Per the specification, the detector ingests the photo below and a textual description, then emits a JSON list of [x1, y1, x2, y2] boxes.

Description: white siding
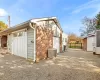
[[62, 33, 68, 51], [57, 27, 60, 37], [27, 27, 34, 60], [7, 34, 13, 52], [87, 36, 95, 51], [53, 37, 60, 53]]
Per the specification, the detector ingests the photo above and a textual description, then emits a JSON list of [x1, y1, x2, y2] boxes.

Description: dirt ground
[[0, 49, 100, 80]]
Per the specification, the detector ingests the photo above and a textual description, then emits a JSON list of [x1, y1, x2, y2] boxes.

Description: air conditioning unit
[[48, 48, 57, 58]]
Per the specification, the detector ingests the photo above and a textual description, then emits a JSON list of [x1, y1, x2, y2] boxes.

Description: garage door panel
[[12, 31, 27, 58]]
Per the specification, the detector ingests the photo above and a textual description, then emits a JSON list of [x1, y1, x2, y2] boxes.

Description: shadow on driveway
[[0, 50, 100, 80]]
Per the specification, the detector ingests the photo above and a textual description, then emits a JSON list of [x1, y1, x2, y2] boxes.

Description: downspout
[[29, 22, 36, 62]]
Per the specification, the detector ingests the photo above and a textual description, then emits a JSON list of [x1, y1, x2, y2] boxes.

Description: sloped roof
[[0, 17, 63, 36], [31, 17, 63, 32]]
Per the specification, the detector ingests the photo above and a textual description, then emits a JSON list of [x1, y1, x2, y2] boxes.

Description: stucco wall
[[36, 26, 53, 61]]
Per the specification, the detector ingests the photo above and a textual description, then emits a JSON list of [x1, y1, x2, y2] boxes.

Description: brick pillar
[[60, 32, 62, 52]]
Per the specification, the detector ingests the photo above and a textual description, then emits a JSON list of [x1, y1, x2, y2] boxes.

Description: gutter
[[29, 22, 36, 62]]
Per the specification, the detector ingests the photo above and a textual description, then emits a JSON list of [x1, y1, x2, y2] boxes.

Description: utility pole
[[8, 15, 10, 27]]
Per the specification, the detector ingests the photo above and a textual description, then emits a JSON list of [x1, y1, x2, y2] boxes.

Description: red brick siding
[[36, 26, 53, 61], [60, 33, 62, 52]]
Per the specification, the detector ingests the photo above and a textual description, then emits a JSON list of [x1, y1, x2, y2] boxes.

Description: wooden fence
[[69, 43, 83, 49]]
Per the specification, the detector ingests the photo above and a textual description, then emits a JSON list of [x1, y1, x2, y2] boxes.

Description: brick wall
[[60, 33, 62, 52], [36, 26, 53, 61]]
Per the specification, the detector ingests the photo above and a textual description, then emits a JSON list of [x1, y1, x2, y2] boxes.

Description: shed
[[87, 35, 95, 51], [83, 34, 95, 52]]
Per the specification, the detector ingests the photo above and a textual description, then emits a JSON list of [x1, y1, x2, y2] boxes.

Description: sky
[[0, 0, 100, 36]]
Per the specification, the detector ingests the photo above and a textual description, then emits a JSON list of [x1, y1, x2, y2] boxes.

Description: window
[[65, 38, 67, 42], [53, 26, 57, 36], [13, 33, 17, 37], [57, 31, 60, 37], [18, 32, 23, 36], [62, 38, 64, 42], [13, 32, 23, 37]]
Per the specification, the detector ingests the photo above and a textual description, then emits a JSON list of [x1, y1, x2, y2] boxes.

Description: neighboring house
[[83, 33, 95, 52], [0, 17, 63, 62], [62, 33, 68, 52]]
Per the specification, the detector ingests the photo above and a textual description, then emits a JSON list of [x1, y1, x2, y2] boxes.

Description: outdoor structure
[[83, 33, 95, 52], [0, 17, 63, 62], [62, 33, 68, 52]]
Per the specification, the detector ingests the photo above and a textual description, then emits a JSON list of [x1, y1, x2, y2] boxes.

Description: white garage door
[[53, 37, 60, 53], [12, 31, 27, 58], [87, 36, 95, 51]]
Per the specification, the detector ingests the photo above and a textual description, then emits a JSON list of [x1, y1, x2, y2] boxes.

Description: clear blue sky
[[0, 0, 100, 35]]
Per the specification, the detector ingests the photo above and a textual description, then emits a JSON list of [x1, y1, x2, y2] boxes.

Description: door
[[53, 37, 60, 53], [1, 36, 7, 47], [87, 36, 95, 51], [12, 31, 27, 58]]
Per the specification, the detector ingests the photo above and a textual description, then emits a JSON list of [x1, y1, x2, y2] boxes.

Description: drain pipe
[[29, 22, 36, 62]]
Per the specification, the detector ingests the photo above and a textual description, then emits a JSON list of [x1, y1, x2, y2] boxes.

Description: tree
[[68, 33, 82, 43], [0, 21, 8, 31], [95, 12, 100, 29], [68, 33, 77, 42], [80, 17, 96, 36]]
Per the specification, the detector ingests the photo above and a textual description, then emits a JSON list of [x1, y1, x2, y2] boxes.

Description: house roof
[[0, 17, 63, 36], [82, 34, 95, 39], [0, 20, 30, 36], [31, 17, 63, 32]]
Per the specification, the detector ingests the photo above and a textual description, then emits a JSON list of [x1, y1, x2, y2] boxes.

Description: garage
[[0, 17, 63, 62], [87, 36, 95, 51], [12, 30, 27, 58], [53, 37, 60, 53]]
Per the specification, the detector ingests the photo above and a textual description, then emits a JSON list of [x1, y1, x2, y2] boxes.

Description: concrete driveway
[[0, 49, 100, 80]]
